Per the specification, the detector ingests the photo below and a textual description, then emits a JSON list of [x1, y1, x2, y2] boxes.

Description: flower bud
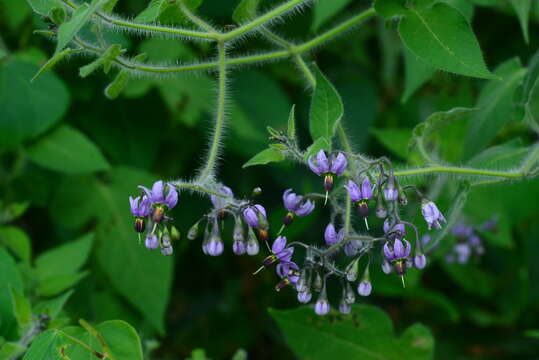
[[232, 239, 246, 255], [296, 269, 310, 293], [283, 212, 294, 226], [145, 234, 159, 250], [170, 226, 180, 241], [233, 218, 245, 242], [357, 281, 372, 296], [187, 222, 199, 240], [297, 291, 312, 304], [275, 278, 291, 292], [313, 272, 323, 292], [339, 299, 351, 315], [314, 289, 330, 316], [161, 246, 173, 256], [375, 199, 387, 219], [345, 259, 359, 282], [344, 282, 356, 304], [206, 235, 224, 256], [252, 187, 263, 197], [381, 260, 392, 274], [161, 233, 172, 248], [246, 228, 259, 255], [398, 190, 408, 205]]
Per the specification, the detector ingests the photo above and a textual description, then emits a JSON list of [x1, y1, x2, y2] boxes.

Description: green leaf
[[36, 272, 89, 297], [304, 137, 331, 161], [510, 0, 531, 44], [243, 148, 285, 168], [270, 305, 434, 360], [0, 59, 70, 147], [467, 139, 530, 171], [0, 226, 32, 262], [398, 2, 494, 78], [134, 0, 169, 22], [25, 0, 62, 16], [3, 0, 31, 30], [374, 0, 407, 18], [402, 46, 436, 103], [371, 128, 413, 159], [134, 0, 202, 25], [463, 58, 526, 158], [9, 286, 32, 331], [311, 0, 352, 31], [0, 249, 23, 338], [232, 0, 260, 23], [309, 65, 344, 145], [64, 320, 143, 360], [79, 44, 123, 77], [32, 48, 79, 82], [27, 125, 110, 174], [55, 0, 108, 53], [287, 105, 296, 140], [34, 291, 74, 320], [442, 0, 474, 22], [0, 342, 26, 358], [96, 167, 172, 334], [22, 329, 68, 360]]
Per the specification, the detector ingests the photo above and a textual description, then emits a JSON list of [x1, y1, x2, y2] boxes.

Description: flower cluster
[[444, 218, 496, 264], [128, 150, 448, 316], [129, 181, 179, 256]]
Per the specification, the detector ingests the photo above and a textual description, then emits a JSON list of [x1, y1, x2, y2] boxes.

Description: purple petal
[[361, 177, 372, 200], [324, 223, 337, 245], [357, 281, 372, 296], [383, 242, 394, 260], [138, 185, 152, 198], [295, 200, 315, 217], [277, 248, 294, 262], [393, 239, 405, 258], [308, 156, 322, 176], [345, 180, 361, 202], [243, 207, 259, 227], [151, 181, 165, 202], [330, 153, 347, 175], [254, 204, 267, 218], [316, 150, 330, 173], [165, 184, 178, 208], [403, 239, 411, 257], [272, 236, 287, 254]]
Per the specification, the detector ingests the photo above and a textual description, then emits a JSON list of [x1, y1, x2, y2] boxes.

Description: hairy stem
[[198, 42, 227, 182], [178, 0, 220, 34], [394, 166, 528, 179]]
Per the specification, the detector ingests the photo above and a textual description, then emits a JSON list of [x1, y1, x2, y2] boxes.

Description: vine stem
[[394, 166, 528, 178], [198, 41, 227, 182]]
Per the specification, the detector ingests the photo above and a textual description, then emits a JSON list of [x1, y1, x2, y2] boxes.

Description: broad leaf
[[9, 286, 32, 331], [309, 65, 344, 145], [467, 139, 530, 170], [0, 59, 69, 147], [34, 291, 74, 320], [399, 2, 494, 78], [79, 44, 123, 77], [402, 47, 436, 103], [0, 249, 23, 338], [270, 305, 434, 359], [25, 0, 62, 16], [243, 148, 285, 168], [463, 58, 526, 158], [22, 329, 68, 360], [0, 226, 32, 262], [27, 125, 110, 174]]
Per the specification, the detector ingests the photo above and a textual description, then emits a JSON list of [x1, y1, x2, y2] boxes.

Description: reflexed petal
[[272, 236, 287, 254], [165, 184, 178, 208], [138, 185, 152, 198], [403, 240, 412, 257], [324, 223, 337, 245], [383, 242, 394, 260], [295, 200, 314, 216], [316, 150, 330, 173], [151, 181, 165, 202], [254, 204, 267, 218], [308, 156, 322, 175], [345, 180, 361, 202], [330, 153, 347, 175], [361, 177, 372, 200], [393, 239, 405, 258]]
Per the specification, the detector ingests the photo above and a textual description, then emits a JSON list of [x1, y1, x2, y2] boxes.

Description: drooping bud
[[345, 258, 359, 282], [297, 291, 312, 304], [161, 233, 172, 248], [206, 223, 224, 256], [145, 234, 159, 250], [296, 269, 310, 293], [375, 198, 387, 219], [381, 260, 392, 274], [187, 222, 199, 240], [314, 287, 330, 316], [384, 176, 398, 201], [233, 217, 244, 242], [313, 272, 323, 292], [344, 282, 356, 304], [232, 239, 246, 255], [134, 217, 146, 233], [339, 299, 351, 314], [246, 228, 260, 255], [169, 226, 180, 241], [252, 187, 263, 197], [398, 190, 408, 205], [357, 281, 372, 297], [161, 246, 173, 256], [414, 253, 427, 269]]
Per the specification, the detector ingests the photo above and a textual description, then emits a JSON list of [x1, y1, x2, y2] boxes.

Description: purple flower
[[314, 297, 330, 316], [384, 239, 412, 262], [454, 243, 471, 264], [139, 181, 178, 209], [264, 236, 295, 269], [210, 185, 233, 209], [357, 281, 372, 296], [276, 261, 300, 283], [414, 254, 427, 269], [324, 223, 344, 246], [421, 200, 446, 230], [344, 283, 356, 304], [383, 219, 405, 239], [282, 189, 315, 217], [308, 150, 348, 176], [383, 177, 398, 202], [129, 196, 150, 217], [206, 236, 224, 256], [344, 240, 361, 256], [145, 234, 159, 250], [242, 204, 267, 228], [246, 229, 260, 255], [345, 180, 361, 202], [452, 223, 473, 238], [298, 291, 312, 304]]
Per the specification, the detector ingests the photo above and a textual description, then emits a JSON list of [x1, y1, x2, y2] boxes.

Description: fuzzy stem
[[394, 166, 527, 179], [198, 42, 227, 182], [178, 0, 220, 34]]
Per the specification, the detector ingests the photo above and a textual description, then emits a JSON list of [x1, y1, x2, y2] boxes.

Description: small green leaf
[[467, 139, 530, 170], [36, 272, 89, 297], [402, 46, 436, 103], [0, 342, 26, 358], [25, 0, 62, 16], [303, 137, 331, 161], [27, 125, 110, 174], [34, 291, 74, 320], [79, 44, 123, 77], [135, 0, 202, 25], [309, 65, 344, 145], [32, 48, 78, 82], [55, 0, 108, 53], [134, 0, 169, 23], [22, 329, 67, 360], [464, 58, 526, 158], [270, 305, 434, 359], [0, 226, 31, 262], [0, 249, 23, 338], [232, 0, 260, 23], [243, 148, 285, 168], [311, 0, 352, 31], [9, 287, 32, 331], [35, 233, 94, 278], [104, 69, 130, 99], [398, 2, 494, 78], [371, 128, 413, 159], [374, 0, 407, 18], [287, 105, 296, 140], [510, 0, 531, 44]]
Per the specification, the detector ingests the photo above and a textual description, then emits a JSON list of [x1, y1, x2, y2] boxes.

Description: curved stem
[[394, 166, 525, 178], [178, 0, 220, 34], [198, 42, 227, 182]]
